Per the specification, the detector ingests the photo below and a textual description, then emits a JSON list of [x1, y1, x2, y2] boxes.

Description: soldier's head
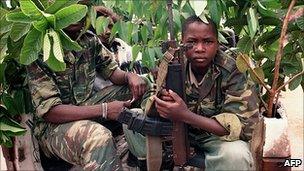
[[94, 6, 120, 44], [182, 15, 219, 71]]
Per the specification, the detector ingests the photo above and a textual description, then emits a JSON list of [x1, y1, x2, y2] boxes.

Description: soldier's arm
[[155, 91, 229, 136], [43, 101, 129, 123], [212, 68, 260, 141]]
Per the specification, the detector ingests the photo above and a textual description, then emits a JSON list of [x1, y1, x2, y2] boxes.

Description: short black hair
[[182, 15, 218, 38]]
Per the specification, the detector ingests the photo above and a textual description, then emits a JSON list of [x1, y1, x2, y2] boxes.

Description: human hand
[[106, 101, 131, 120], [154, 89, 189, 121], [126, 72, 147, 100]]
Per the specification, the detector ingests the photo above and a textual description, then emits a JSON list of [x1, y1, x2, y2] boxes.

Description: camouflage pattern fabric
[[185, 50, 260, 142], [26, 32, 131, 170]]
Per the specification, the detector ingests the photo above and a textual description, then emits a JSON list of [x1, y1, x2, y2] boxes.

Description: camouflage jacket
[[26, 32, 118, 137], [185, 50, 260, 142]]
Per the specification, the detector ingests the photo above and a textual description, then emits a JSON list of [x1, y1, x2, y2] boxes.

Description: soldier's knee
[[81, 124, 115, 154]]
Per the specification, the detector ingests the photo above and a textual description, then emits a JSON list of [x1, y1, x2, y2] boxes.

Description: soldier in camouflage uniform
[[26, 20, 148, 170], [125, 16, 260, 170]]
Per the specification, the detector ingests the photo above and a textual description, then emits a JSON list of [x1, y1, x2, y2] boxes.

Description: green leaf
[[140, 25, 148, 44], [218, 31, 228, 44], [20, 28, 43, 65], [43, 33, 51, 61], [236, 54, 250, 73], [33, 17, 48, 31], [46, 51, 66, 71], [0, 117, 26, 134], [95, 16, 109, 35], [88, 6, 97, 29], [189, 0, 207, 16], [208, 0, 222, 26], [10, 23, 31, 42], [1, 93, 19, 116], [6, 11, 36, 23], [237, 35, 252, 54], [0, 18, 13, 34], [42, 12, 56, 28], [249, 67, 265, 84], [45, 0, 80, 14], [296, 16, 304, 30], [58, 30, 82, 51], [247, 7, 259, 39], [198, 13, 208, 24], [54, 4, 87, 30], [49, 30, 64, 62], [132, 45, 141, 61], [147, 47, 156, 68], [19, 0, 43, 20], [173, 9, 181, 31], [288, 75, 302, 91], [257, 0, 277, 18], [0, 132, 13, 147]]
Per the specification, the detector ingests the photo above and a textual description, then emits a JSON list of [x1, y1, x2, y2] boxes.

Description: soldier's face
[[182, 22, 218, 70], [99, 18, 114, 44]]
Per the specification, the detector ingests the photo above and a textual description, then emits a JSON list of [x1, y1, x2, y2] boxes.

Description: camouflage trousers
[[124, 109, 254, 170], [39, 85, 132, 171]]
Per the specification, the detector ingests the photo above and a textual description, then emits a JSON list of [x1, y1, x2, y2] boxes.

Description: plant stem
[[276, 70, 304, 92], [267, 0, 297, 117]]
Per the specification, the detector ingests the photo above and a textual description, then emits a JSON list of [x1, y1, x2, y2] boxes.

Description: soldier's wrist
[[124, 72, 129, 83], [101, 103, 108, 119]]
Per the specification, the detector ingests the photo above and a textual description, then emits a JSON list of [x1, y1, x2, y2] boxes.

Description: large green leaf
[[0, 17, 13, 34], [49, 30, 64, 62], [0, 117, 26, 134], [46, 51, 66, 71], [19, 0, 43, 20], [257, 0, 277, 18], [237, 35, 252, 54], [249, 67, 265, 84], [45, 0, 80, 14], [140, 25, 148, 44], [20, 28, 43, 65], [208, 0, 222, 26], [236, 54, 250, 73], [132, 44, 141, 61], [33, 17, 48, 31], [247, 7, 259, 39], [95, 16, 109, 35], [10, 22, 31, 42], [288, 75, 302, 91], [54, 4, 87, 30], [189, 0, 207, 16], [6, 11, 36, 23], [43, 32, 51, 61], [58, 30, 82, 51], [296, 16, 304, 30], [1, 93, 19, 116]]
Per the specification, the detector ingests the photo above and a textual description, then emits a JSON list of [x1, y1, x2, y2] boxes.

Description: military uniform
[[125, 50, 260, 170], [27, 32, 132, 171]]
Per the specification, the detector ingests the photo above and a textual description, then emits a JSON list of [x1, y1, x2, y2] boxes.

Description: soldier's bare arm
[[109, 68, 147, 100], [43, 101, 130, 123]]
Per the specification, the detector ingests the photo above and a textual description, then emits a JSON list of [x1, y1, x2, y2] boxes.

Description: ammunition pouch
[[118, 108, 172, 136]]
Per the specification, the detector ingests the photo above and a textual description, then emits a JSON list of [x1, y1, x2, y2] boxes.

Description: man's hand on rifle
[[107, 101, 131, 120], [154, 89, 190, 122]]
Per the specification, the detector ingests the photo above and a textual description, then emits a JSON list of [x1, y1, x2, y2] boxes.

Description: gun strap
[[145, 49, 175, 114], [145, 49, 175, 171]]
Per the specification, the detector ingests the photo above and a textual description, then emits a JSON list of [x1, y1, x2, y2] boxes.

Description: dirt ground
[[1, 87, 303, 170]]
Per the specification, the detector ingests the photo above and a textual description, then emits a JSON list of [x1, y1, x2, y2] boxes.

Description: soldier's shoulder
[[214, 50, 237, 73]]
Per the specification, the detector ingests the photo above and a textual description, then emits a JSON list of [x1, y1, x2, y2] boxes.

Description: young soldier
[[126, 16, 260, 170], [26, 15, 148, 171]]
